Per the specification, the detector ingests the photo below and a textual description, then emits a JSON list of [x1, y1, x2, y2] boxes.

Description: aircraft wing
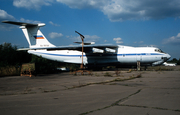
[[18, 44, 118, 53]]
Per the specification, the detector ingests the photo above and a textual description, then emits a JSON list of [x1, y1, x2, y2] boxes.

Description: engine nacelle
[[105, 48, 116, 53], [92, 48, 104, 53]]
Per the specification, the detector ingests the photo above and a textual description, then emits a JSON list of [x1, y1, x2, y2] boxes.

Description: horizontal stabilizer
[[2, 21, 45, 27], [74, 42, 95, 45], [17, 48, 31, 51]]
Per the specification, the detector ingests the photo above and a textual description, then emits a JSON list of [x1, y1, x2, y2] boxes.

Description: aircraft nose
[[166, 54, 171, 60], [164, 54, 171, 61], [162, 54, 171, 62]]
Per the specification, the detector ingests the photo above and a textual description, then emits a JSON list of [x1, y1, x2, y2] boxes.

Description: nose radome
[[162, 54, 171, 62], [167, 54, 171, 60]]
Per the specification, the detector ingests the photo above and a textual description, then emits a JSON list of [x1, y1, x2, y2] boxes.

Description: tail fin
[[2, 21, 55, 48]]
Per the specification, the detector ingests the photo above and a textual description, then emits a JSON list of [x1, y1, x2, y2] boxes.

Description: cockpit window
[[155, 49, 164, 53]]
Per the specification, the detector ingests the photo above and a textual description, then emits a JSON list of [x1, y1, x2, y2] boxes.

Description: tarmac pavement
[[0, 70, 180, 115]]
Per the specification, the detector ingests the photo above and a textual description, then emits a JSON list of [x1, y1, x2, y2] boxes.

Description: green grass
[[0, 66, 20, 77], [104, 72, 113, 77]]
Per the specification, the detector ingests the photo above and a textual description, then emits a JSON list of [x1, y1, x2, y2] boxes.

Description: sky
[[0, 0, 180, 59]]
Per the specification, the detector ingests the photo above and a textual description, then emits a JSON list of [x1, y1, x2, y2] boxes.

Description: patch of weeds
[[153, 66, 174, 71], [43, 90, 57, 93], [21, 87, 36, 94], [109, 83, 116, 85], [0, 93, 16, 96], [120, 75, 124, 77], [152, 107, 168, 110], [113, 78, 122, 81], [115, 70, 120, 76], [136, 74, 142, 78], [127, 69, 132, 73], [104, 72, 113, 77], [23, 87, 33, 94], [174, 109, 180, 112], [22, 92, 36, 94], [94, 73, 99, 77]]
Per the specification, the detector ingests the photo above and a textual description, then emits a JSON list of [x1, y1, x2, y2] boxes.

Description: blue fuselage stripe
[[33, 52, 163, 57]]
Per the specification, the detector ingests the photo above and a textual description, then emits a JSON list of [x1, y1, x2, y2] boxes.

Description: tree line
[[0, 43, 61, 75], [167, 58, 180, 65], [0, 43, 31, 67]]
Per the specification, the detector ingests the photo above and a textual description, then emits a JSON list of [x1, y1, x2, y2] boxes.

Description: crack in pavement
[[111, 89, 142, 106], [67, 74, 142, 90], [79, 87, 180, 115], [0, 74, 142, 96], [118, 104, 180, 112], [79, 89, 142, 115]]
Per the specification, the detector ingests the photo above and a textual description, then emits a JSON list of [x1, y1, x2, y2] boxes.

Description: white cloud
[[84, 35, 100, 42], [104, 40, 108, 42], [20, 18, 41, 23], [177, 33, 180, 37], [69, 34, 101, 43], [13, 0, 54, 10], [0, 9, 15, 30], [113, 37, 123, 44], [49, 21, 60, 26], [11, 0, 180, 21], [0, 9, 15, 20], [134, 41, 144, 44], [56, 0, 108, 9], [163, 33, 180, 45], [49, 32, 63, 39], [56, 0, 180, 21], [139, 44, 158, 47]]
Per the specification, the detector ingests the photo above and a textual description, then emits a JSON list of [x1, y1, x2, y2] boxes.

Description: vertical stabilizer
[[2, 21, 55, 48]]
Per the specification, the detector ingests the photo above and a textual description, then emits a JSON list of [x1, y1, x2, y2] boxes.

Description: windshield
[[155, 48, 165, 53]]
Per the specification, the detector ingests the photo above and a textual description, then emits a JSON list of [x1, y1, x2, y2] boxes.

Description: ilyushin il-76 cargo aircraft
[[2, 21, 171, 68]]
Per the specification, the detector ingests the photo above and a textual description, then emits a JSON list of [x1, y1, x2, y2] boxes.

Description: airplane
[[163, 62, 176, 66], [2, 21, 171, 69]]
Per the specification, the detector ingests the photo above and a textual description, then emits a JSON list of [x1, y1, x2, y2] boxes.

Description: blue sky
[[0, 0, 180, 59]]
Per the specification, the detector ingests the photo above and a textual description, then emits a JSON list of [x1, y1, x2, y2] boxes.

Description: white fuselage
[[28, 45, 171, 66]]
